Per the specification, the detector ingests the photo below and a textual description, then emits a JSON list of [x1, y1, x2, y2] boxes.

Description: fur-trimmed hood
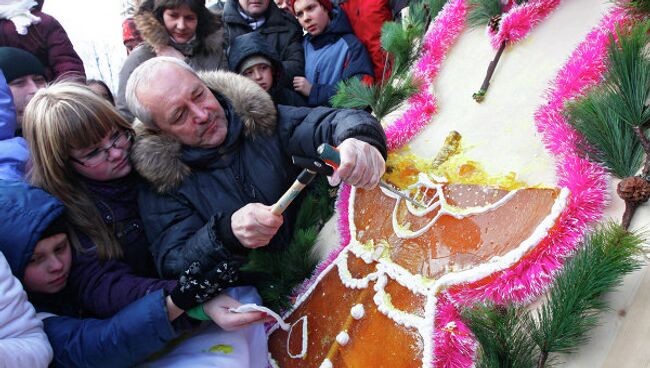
[[131, 70, 276, 194], [134, 0, 225, 56]]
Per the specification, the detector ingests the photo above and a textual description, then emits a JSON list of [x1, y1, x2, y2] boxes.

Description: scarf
[[0, 0, 41, 35]]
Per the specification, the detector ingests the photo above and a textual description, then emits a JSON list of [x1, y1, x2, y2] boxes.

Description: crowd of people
[[0, 0, 402, 366]]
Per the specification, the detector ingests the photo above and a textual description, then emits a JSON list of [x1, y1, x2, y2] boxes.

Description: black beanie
[[40, 214, 67, 240], [0, 47, 46, 84]]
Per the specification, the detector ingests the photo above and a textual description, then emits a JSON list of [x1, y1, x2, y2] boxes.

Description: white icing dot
[[319, 358, 333, 368], [350, 304, 365, 320], [336, 331, 350, 346]]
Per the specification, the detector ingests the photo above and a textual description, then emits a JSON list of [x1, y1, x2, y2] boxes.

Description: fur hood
[[134, 1, 225, 55], [131, 70, 276, 194]]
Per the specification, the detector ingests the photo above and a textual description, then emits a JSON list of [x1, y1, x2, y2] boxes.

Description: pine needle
[[616, 0, 650, 14], [530, 222, 644, 355], [468, 0, 503, 28], [566, 91, 644, 178], [603, 22, 650, 128], [331, 0, 446, 120], [462, 304, 539, 368], [241, 177, 335, 311]]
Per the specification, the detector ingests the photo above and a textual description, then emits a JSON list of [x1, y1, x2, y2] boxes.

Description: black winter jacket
[[224, 0, 304, 87], [131, 71, 386, 278]]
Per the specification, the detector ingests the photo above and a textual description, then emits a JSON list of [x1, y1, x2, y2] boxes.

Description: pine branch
[[530, 222, 644, 358], [462, 304, 539, 368], [473, 40, 507, 102], [331, 0, 446, 120], [468, 0, 503, 28], [241, 177, 336, 311], [565, 90, 644, 178], [603, 22, 650, 129], [616, 0, 650, 14]]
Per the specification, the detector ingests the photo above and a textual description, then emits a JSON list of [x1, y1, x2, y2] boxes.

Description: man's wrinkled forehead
[[139, 65, 204, 121]]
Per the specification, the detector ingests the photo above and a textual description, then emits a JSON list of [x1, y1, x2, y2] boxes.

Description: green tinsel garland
[[241, 176, 336, 312]]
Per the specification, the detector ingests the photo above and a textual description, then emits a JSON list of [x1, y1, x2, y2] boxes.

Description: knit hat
[[0, 47, 45, 83], [292, 0, 332, 13], [238, 55, 273, 74], [122, 17, 143, 45], [40, 214, 67, 240]]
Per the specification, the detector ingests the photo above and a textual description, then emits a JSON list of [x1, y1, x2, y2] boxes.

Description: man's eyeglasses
[[70, 130, 133, 167]]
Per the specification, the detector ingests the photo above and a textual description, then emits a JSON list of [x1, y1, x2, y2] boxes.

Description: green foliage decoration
[[467, 0, 503, 28], [331, 0, 446, 121], [566, 90, 644, 178], [241, 176, 336, 312], [462, 222, 645, 367]]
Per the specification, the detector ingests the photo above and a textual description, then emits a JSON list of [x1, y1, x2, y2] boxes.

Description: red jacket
[[0, 0, 85, 81], [339, 0, 393, 81]]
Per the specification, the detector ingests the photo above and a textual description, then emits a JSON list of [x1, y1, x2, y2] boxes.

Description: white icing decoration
[[287, 316, 308, 359], [319, 359, 333, 368], [350, 304, 365, 320], [268, 354, 280, 368], [383, 173, 520, 239], [336, 331, 350, 346]]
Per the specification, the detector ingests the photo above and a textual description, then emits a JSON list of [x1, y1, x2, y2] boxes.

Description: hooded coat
[[116, 0, 229, 121], [0, 0, 85, 81], [131, 70, 386, 279], [0, 180, 177, 368], [228, 31, 306, 107], [223, 0, 304, 88], [303, 7, 374, 106], [0, 71, 30, 181]]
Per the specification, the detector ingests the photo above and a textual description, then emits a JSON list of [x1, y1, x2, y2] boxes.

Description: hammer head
[[292, 156, 334, 176]]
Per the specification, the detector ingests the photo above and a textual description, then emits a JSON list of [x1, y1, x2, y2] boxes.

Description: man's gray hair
[[125, 57, 199, 129]]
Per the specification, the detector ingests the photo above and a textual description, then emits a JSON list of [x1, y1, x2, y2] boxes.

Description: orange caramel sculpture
[[268, 175, 567, 368]]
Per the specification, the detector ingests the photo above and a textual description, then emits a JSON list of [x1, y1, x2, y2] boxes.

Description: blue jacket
[[303, 7, 374, 106], [0, 71, 29, 181], [0, 180, 177, 368]]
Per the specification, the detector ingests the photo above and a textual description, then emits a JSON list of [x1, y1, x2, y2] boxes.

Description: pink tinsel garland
[[384, 0, 468, 151], [489, 0, 562, 49]]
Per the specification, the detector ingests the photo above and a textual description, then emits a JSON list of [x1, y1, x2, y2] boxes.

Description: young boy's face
[[294, 0, 330, 37], [242, 63, 274, 91], [23, 233, 72, 294]]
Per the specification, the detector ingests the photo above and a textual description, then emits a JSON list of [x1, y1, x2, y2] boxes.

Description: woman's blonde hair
[[23, 81, 135, 260]]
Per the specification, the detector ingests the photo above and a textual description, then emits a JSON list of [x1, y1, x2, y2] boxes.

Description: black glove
[[169, 259, 239, 310]]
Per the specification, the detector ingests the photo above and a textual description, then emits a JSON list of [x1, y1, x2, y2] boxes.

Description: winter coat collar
[[134, 6, 225, 56], [224, 0, 292, 31], [131, 70, 276, 194]]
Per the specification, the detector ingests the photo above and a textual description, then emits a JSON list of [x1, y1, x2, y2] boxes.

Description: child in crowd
[[86, 79, 115, 105], [0, 0, 85, 81], [229, 32, 307, 106], [292, 0, 373, 106], [0, 180, 269, 367], [0, 47, 48, 135]]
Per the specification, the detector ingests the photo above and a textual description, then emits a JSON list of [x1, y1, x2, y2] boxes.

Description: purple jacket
[[69, 173, 176, 319], [0, 0, 85, 81]]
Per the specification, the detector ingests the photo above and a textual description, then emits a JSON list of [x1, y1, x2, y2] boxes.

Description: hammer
[[270, 156, 333, 215]]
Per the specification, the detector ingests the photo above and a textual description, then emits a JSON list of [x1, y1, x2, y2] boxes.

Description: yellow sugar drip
[[384, 145, 528, 191]]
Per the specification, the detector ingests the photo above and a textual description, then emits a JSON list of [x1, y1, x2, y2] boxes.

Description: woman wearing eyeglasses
[[20, 82, 270, 367]]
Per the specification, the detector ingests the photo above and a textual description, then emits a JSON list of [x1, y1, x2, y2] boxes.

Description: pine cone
[[488, 15, 501, 33], [617, 176, 650, 204]]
